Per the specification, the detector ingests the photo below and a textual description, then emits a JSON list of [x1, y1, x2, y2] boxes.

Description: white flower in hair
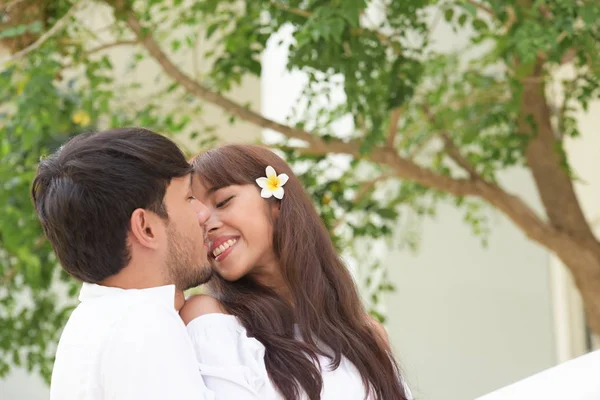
[[255, 166, 289, 199]]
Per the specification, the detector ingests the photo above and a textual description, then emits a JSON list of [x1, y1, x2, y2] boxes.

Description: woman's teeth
[[213, 239, 237, 258]]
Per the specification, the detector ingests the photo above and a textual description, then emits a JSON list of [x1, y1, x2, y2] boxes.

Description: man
[[32, 128, 226, 399]]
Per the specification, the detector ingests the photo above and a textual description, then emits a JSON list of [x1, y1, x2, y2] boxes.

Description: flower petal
[[256, 177, 268, 188], [266, 166, 276, 178], [260, 188, 273, 198], [273, 187, 284, 199], [278, 174, 289, 186]]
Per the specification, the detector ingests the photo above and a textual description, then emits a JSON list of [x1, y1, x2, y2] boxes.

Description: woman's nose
[[204, 212, 222, 235]]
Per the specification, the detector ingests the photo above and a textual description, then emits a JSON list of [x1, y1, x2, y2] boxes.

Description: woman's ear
[[270, 200, 280, 220]]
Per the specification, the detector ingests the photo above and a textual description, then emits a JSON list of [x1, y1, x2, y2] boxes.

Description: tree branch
[[501, 6, 518, 32], [85, 40, 138, 56], [421, 104, 480, 180], [120, 10, 327, 146], [517, 57, 594, 240], [331, 173, 397, 230], [386, 107, 403, 149], [464, 0, 495, 16], [269, 1, 311, 18], [406, 135, 434, 159], [440, 133, 479, 178], [1, 265, 17, 285], [560, 48, 577, 65], [116, 6, 561, 257], [1, 0, 24, 12], [59, 40, 139, 70], [355, 174, 396, 204], [119, 8, 499, 199], [0, 3, 81, 69], [537, 4, 553, 19]]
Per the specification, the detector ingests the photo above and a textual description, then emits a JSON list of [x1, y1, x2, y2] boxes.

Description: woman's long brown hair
[[192, 144, 408, 400]]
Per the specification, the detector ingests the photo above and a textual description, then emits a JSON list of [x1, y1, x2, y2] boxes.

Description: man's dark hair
[[31, 127, 192, 283]]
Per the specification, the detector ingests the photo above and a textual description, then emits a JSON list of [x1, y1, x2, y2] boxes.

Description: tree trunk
[[515, 59, 600, 336], [553, 237, 600, 335], [0, 0, 49, 52]]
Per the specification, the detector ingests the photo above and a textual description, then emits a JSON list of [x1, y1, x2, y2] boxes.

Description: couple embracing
[[32, 127, 411, 400]]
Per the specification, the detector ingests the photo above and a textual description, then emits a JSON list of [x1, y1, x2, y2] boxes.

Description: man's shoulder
[[62, 289, 183, 346], [105, 290, 183, 334], [78, 288, 173, 317], [52, 288, 202, 399]]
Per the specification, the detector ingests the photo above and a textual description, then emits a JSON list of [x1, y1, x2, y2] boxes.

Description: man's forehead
[[166, 175, 191, 194]]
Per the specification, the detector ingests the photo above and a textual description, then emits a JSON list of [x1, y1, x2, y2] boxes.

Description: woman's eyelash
[[216, 196, 233, 208]]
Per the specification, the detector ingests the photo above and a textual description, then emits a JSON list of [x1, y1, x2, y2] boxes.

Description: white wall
[[385, 175, 556, 400]]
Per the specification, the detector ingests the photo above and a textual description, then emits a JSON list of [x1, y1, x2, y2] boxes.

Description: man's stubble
[[165, 224, 213, 291]]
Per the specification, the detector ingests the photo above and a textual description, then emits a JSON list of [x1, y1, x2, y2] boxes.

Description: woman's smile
[[210, 236, 239, 262]]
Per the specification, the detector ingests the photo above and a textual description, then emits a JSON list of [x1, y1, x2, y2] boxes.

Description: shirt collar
[[78, 283, 176, 309]]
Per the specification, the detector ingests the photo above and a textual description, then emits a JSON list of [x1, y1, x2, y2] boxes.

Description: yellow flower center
[[267, 175, 280, 191]]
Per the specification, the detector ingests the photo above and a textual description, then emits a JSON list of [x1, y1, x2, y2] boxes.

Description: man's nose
[[196, 201, 210, 224]]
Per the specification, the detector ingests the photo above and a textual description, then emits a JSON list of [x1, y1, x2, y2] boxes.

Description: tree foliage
[[1, 0, 600, 382]]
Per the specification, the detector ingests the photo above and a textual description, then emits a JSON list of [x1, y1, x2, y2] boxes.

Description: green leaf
[[472, 18, 487, 32], [0, 25, 27, 39], [206, 23, 219, 40], [171, 39, 182, 52], [377, 208, 399, 220], [460, 1, 477, 16]]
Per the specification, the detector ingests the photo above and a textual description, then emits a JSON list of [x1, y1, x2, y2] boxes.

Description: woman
[[180, 144, 411, 400]]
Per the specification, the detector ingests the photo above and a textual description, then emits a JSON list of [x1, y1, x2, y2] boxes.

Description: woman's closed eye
[[215, 196, 234, 208]]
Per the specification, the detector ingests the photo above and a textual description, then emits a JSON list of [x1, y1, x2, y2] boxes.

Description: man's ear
[[130, 208, 163, 249]]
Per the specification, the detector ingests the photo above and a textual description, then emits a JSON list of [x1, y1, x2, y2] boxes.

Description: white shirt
[[187, 314, 413, 399], [50, 283, 258, 400]]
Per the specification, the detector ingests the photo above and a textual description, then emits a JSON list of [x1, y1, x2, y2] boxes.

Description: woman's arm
[[181, 295, 271, 399]]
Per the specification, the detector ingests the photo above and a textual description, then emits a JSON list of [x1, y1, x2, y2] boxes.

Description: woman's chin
[[216, 267, 245, 282], [214, 258, 251, 282]]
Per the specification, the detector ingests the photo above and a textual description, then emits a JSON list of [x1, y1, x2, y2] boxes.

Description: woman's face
[[192, 176, 279, 282]]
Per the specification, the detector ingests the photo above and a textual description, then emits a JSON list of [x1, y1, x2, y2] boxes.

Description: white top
[[50, 283, 259, 400], [187, 313, 413, 399]]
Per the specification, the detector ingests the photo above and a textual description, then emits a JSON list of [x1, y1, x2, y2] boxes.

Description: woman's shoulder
[[180, 294, 228, 325]]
